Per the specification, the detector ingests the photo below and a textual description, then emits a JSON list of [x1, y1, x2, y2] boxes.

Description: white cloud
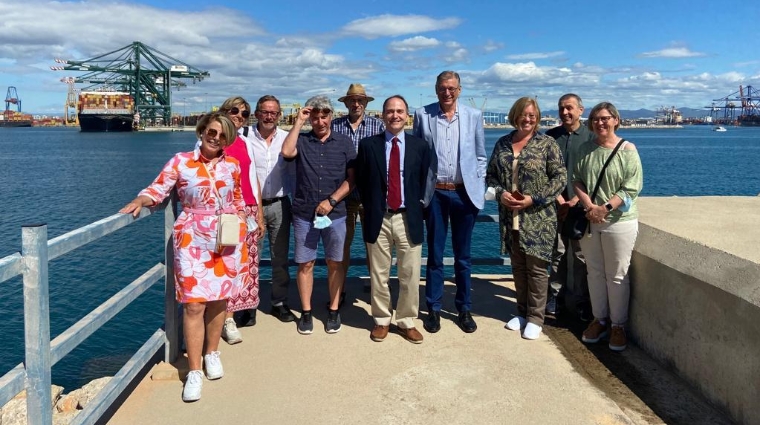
[[638, 47, 706, 58], [341, 14, 461, 39], [480, 62, 575, 83], [445, 48, 469, 64], [388, 36, 440, 52], [482, 40, 504, 52], [506, 51, 565, 60]]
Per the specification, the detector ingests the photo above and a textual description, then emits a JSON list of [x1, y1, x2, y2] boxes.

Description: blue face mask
[[313, 215, 332, 229]]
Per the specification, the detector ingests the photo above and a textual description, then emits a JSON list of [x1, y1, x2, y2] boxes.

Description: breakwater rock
[[0, 377, 111, 425]]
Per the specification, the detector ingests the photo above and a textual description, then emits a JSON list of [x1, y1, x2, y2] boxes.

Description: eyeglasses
[[228, 106, 250, 119], [592, 116, 615, 123], [436, 86, 460, 94], [205, 128, 227, 140], [257, 110, 280, 117], [519, 114, 537, 120]]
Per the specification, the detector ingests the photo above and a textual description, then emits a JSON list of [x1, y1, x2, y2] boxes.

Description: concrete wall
[[630, 216, 760, 425]]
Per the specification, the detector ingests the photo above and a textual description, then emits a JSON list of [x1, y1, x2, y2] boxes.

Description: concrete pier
[[102, 196, 758, 424], [631, 196, 760, 425]]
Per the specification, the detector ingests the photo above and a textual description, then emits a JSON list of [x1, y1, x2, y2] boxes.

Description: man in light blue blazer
[[412, 70, 486, 334]]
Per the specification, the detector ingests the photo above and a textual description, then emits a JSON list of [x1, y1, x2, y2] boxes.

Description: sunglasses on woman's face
[[228, 106, 250, 119], [205, 128, 227, 140]]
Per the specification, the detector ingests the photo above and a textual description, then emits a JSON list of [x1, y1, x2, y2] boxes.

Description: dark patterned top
[[291, 131, 356, 220], [486, 131, 566, 261]]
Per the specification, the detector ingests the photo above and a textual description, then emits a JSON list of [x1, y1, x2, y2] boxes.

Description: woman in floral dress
[[120, 113, 246, 402]]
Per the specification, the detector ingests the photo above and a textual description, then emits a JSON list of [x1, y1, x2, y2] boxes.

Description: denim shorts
[[293, 215, 347, 263]]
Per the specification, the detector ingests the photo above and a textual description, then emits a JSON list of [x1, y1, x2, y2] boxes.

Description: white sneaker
[[522, 322, 542, 340], [221, 318, 242, 345], [182, 370, 203, 402], [505, 316, 527, 331], [204, 351, 224, 380]]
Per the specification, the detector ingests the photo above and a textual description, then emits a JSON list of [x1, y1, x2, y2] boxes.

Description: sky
[[1, 0, 758, 116]]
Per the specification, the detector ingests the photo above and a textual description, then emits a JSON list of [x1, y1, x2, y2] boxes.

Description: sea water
[[1, 125, 758, 390]]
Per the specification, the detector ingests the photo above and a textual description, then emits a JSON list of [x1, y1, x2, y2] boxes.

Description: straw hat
[[338, 83, 375, 102]]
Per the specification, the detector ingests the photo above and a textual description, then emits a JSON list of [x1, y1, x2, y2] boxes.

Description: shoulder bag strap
[[589, 139, 626, 201]]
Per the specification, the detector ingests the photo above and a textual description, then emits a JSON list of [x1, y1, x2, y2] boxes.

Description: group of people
[[486, 94, 643, 348], [119, 70, 643, 402]]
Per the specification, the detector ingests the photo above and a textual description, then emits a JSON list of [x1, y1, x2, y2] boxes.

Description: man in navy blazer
[[413, 70, 486, 334], [356, 95, 432, 344]]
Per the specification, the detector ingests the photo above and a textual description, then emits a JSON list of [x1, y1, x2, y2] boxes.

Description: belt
[[386, 208, 407, 214], [261, 196, 287, 206], [183, 206, 237, 216], [435, 182, 464, 191]]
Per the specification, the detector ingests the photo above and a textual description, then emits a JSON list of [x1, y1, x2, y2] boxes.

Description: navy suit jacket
[[355, 132, 432, 245]]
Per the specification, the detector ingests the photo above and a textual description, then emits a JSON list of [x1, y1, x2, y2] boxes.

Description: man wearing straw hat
[[331, 83, 385, 306]]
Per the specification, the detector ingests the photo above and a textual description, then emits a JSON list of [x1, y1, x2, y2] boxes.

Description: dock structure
[[1, 197, 758, 424], [106, 275, 639, 425]]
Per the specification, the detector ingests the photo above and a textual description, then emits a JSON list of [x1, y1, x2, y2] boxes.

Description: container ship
[[0, 110, 33, 127], [78, 91, 135, 132]]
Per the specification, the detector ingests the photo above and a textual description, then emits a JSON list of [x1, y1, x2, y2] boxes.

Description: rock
[[0, 398, 26, 425], [77, 377, 111, 408], [52, 411, 79, 425], [1, 384, 66, 424], [55, 389, 81, 413]]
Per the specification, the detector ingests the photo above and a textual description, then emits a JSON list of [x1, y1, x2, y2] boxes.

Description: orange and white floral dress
[[138, 148, 248, 303]]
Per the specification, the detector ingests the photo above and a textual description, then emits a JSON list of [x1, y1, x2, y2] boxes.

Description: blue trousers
[[425, 187, 479, 313]]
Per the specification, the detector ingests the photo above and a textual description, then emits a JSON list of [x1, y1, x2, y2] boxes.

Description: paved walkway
[[106, 275, 641, 425]]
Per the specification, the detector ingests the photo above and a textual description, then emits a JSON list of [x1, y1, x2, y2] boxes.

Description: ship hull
[[79, 114, 133, 132], [0, 120, 32, 127]]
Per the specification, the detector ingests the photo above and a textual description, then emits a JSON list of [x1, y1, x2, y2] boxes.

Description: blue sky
[[1, 0, 758, 116]]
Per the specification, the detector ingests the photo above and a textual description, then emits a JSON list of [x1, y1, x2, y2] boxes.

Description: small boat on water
[[713, 126, 727, 132]]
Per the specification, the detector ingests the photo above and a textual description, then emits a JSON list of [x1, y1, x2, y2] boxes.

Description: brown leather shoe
[[370, 325, 389, 342], [397, 327, 424, 344]]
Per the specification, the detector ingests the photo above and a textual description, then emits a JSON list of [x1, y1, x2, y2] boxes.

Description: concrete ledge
[[631, 197, 760, 425]]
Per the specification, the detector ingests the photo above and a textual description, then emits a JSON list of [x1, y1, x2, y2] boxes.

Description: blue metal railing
[[0, 195, 180, 425], [0, 205, 505, 424]]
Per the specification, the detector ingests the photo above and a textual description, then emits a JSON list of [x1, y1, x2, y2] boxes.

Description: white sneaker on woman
[[505, 316, 527, 331], [204, 351, 224, 380], [522, 322, 542, 340], [221, 318, 242, 344], [182, 370, 203, 402]]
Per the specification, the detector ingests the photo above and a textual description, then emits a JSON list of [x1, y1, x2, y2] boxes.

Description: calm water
[[1, 125, 758, 391]]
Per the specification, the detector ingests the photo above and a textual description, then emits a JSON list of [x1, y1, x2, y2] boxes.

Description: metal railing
[[0, 207, 506, 424], [0, 194, 179, 425]]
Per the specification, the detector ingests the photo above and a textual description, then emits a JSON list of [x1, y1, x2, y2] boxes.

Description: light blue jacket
[[412, 102, 486, 209]]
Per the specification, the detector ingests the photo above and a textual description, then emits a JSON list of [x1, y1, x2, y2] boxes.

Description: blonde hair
[[508, 97, 541, 133], [196, 113, 236, 147]]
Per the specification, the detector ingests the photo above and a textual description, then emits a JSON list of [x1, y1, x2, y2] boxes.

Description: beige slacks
[[368, 212, 421, 329]]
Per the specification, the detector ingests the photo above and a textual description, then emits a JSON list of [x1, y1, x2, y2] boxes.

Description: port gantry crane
[[51, 41, 209, 126], [706, 85, 760, 125], [5, 86, 22, 112], [60, 77, 78, 126]]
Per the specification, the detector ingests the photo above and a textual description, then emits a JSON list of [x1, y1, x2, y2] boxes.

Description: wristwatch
[[604, 202, 613, 212], [327, 197, 337, 207]]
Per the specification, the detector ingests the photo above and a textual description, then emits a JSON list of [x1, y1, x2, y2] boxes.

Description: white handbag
[[204, 161, 241, 251], [216, 213, 240, 248]]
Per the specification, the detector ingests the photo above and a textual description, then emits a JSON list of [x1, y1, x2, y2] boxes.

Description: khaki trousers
[[579, 219, 638, 326], [368, 212, 421, 329], [510, 231, 550, 325]]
